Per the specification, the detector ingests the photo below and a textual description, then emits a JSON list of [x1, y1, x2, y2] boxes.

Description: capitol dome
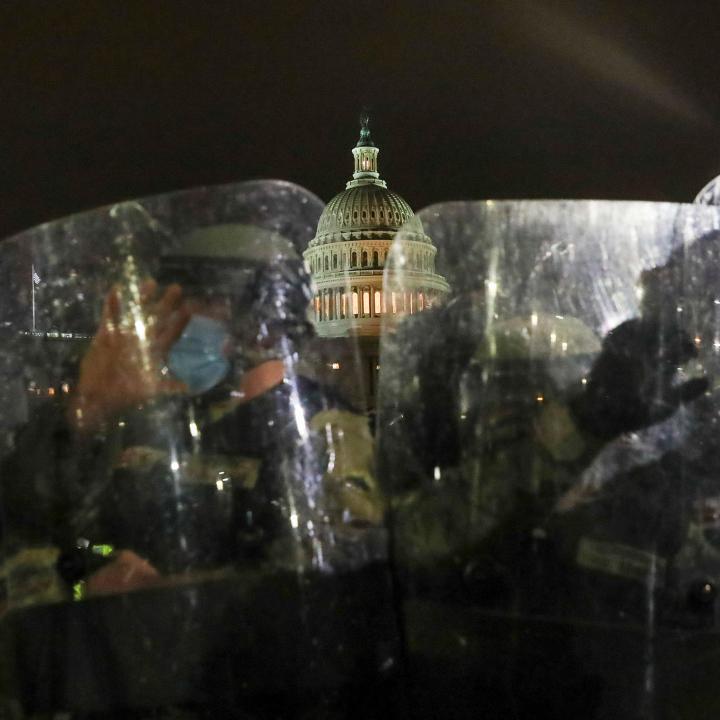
[[304, 117, 448, 339], [312, 185, 425, 244]]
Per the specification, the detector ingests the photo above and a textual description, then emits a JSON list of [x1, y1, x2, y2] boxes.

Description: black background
[[2, 0, 720, 238]]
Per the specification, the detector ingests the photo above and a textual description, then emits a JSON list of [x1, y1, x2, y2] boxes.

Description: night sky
[[2, 0, 720, 239]]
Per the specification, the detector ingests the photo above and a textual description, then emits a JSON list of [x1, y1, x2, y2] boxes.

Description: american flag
[[32, 266, 41, 285]]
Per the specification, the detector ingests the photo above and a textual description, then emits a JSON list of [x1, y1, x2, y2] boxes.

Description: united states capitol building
[[6, 119, 447, 419], [303, 118, 448, 410]]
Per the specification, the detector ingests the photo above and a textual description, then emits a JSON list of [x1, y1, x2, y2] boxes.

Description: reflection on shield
[[0, 180, 397, 717], [378, 200, 720, 719]]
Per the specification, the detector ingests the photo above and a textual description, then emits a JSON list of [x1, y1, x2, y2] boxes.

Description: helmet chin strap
[[193, 342, 285, 408], [187, 310, 307, 411], [187, 349, 243, 406]]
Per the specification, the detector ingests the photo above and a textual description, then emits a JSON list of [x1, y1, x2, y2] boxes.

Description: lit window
[[341, 293, 347, 318], [374, 290, 382, 315], [331, 362, 341, 370], [418, 292, 424, 311], [363, 289, 370, 316], [391, 292, 397, 314], [352, 290, 359, 317]]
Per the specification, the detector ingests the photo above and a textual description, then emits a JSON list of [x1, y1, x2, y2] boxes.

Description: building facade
[[303, 118, 448, 411]]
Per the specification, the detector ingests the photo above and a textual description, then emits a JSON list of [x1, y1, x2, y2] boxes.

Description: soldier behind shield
[[1, 223, 385, 601]]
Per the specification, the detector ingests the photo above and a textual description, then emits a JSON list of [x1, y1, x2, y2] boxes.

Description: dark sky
[[2, 0, 720, 239]]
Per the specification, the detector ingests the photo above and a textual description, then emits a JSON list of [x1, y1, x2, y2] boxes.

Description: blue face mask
[[168, 315, 231, 395]]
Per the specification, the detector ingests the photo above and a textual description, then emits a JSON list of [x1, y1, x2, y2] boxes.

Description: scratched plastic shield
[[0, 181, 395, 718], [378, 200, 720, 720]]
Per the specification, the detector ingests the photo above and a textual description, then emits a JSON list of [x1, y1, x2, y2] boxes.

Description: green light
[[73, 581, 85, 601], [91, 544, 114, 557]]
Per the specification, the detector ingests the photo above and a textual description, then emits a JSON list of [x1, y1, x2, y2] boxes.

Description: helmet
[[156, 222, 315, 349], [471, 312, 601, 396], [460, 313, 602, 464]]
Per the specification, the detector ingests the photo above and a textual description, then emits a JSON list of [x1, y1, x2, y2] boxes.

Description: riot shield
[[378, 200, 720, 720], [0, 180, 396, 718]]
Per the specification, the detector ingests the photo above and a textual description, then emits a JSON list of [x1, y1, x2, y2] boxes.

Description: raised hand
[[69, 280, 190, 432]]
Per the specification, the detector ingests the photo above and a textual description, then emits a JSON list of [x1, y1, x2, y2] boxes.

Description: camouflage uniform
[[86, 375, 383, 576], [391, 312, 602, 603]]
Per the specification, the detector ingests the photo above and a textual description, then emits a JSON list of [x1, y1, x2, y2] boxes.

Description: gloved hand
[[570, 318, 708, 440]]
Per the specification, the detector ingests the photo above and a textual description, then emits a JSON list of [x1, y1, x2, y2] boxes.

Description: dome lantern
[[348, 114, 386, 189]]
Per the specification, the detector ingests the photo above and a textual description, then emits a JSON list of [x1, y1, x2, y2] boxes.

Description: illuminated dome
[[304, 116, 448, 339], [312, 185, 425, 244]]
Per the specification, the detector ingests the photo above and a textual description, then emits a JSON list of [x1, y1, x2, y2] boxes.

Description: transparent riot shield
[[0, 180, 395, 718], [378, 200, 720, 720]]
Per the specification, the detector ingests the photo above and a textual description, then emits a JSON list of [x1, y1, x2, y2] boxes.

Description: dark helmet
[[157, 223, 315, 347]]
